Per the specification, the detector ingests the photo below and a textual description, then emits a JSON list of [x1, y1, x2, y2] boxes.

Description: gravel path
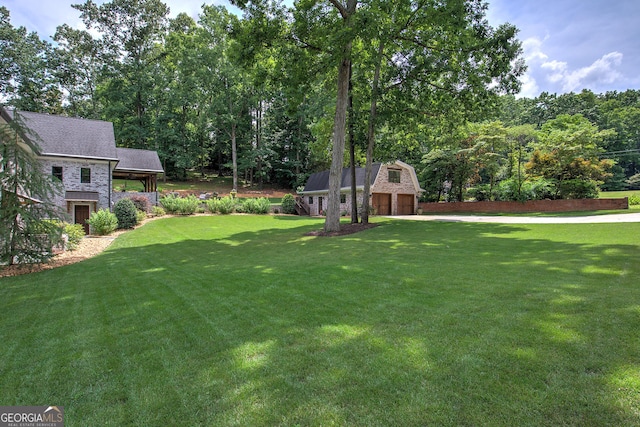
[[390, 212, 640, 224]]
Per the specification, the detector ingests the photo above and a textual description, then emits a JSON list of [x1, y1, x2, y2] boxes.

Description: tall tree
[[0, 7, 60, 113], [74, 0, 170, 149], [51, 24, 105, 118], [0, 110, 64, 265]]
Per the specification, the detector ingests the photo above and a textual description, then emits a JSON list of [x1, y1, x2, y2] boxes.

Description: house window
[[52, 166, 63, 182], [340, 193, 346, 203], [308, 196, 314, 204], [81, 167, 91, 183], [388, 169, 401, 183]]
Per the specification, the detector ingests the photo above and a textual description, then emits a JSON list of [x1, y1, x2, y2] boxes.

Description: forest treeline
[[1, 1, 638, 199]]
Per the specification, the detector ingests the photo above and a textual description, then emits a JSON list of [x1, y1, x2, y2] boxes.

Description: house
[[0, 108, 163, 233], [298, 160, 423, 216]]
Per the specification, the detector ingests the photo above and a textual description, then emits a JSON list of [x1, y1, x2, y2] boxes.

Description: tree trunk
[[362, 41, 384, 224], [348, 63, 358, 224], [325, 0, 358, 233], [231, 122, 238, 191], [325, 52, 352, 232]]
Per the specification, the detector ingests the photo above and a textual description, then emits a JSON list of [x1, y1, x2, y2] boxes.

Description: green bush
[[628, 193, 640, 206], [152, 205, 166, 216], [114, 198, 138, 229], [160, 194, 200, 215], [87, 209, 118, 236], [558, 179, 599, 199], [468, 184, 493, 201], [241, 197, 271, 214], [62, 222, 85, 251], [136, 209, 147, 224], [281, 193, 296, 214], [207, 196, 235, 214]]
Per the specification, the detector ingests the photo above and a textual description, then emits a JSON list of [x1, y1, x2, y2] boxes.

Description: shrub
[[628, 193, 640, 206], [468, 184, 492, 201], [207, 196, 236, 214], [152, 205, 166, 216], [62, 222, 85, 251], [136, 209, 147, 224], [160, 194, 200, 215], [114, 198, 138, 229], [87, 209, 117, 236], [558, 179, 599, 199], [242, 197, 271, 214], [281, 194, 296, 214], [127, 195, 151, 213]]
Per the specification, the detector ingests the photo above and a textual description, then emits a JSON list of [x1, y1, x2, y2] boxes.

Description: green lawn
[[1, 216, 640, 426]]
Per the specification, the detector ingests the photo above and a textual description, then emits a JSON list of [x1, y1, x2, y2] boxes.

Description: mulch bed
[[304, 222, 379, 237]]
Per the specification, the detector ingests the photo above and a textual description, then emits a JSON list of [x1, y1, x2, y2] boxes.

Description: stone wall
[[111, 191, 159, 210], [418, 198, 629, 214]]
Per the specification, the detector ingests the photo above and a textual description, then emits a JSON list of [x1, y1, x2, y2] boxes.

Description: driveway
[[390, 212, 640, 224]]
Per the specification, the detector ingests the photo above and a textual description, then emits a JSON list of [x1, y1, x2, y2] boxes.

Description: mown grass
[[1, 216, 640, 426]]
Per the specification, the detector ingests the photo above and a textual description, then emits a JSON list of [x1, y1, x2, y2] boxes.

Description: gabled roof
[[302, 163, 382, 194], [114, 147, 164, 173], [7, 109, 118, 161]]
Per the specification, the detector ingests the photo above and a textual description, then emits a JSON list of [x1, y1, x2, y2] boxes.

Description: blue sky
[[4, 0, 639, 98]]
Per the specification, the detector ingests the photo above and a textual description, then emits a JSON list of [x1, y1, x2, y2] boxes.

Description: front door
[[75, 205, 90, 234]]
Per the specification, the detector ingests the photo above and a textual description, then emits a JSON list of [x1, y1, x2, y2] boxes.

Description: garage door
[[397, 194, 415, 215], [372, 193, 391, 215]]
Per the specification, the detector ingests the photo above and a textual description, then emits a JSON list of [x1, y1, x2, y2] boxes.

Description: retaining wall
[[418, 198, 628, 214]]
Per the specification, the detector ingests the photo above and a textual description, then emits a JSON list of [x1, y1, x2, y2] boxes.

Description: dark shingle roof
[[303, 163, 381, 193], [115, 148, 164, 173], [14, 110, 118, 160]]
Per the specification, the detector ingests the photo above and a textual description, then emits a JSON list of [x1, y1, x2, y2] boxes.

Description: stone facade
[[39, 156, 114, 218], [306, 192, 366, 217]]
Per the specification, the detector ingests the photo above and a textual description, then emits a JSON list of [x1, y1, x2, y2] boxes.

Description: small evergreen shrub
[[160, 194, 200, 215], [114, 198, 138, 229], [559, 179, 599, 199], [281, 193, 296, 214], [152, 205, 166, 216], [62, 222, 85, 251], [628, 193, 640, 206], [128, 195, 151, 213], [87, 209, 118, 236], [136, 209, 147, 224], [242, 197, 271, 214], [207, 196, 235, 214]]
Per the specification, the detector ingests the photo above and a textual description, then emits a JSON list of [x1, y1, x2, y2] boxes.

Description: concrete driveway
[[390, 212, 640, 224]]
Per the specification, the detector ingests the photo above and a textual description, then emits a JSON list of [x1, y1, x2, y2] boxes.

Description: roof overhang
[[41, 153, 119, 162]]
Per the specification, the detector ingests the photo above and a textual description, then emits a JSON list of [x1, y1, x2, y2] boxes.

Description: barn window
[[308, 196, 314, 204], [340, 193, 346, 203], [81, 167, 91, 183], [388, 169, 401, 183]]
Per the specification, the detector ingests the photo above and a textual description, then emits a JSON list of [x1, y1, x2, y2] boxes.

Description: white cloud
[[521, 37, 549, 64], [517, 73, 539, 99], [542, 52, 624, 92]]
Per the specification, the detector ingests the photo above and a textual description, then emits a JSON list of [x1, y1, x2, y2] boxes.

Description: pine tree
[[0, 109, 65, 266]]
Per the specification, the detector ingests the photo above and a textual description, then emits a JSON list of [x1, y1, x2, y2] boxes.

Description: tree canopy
[[1, 1, 638, 217]]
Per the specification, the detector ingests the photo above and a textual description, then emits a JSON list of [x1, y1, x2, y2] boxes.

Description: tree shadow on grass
[[1, 217, 639, 425]]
